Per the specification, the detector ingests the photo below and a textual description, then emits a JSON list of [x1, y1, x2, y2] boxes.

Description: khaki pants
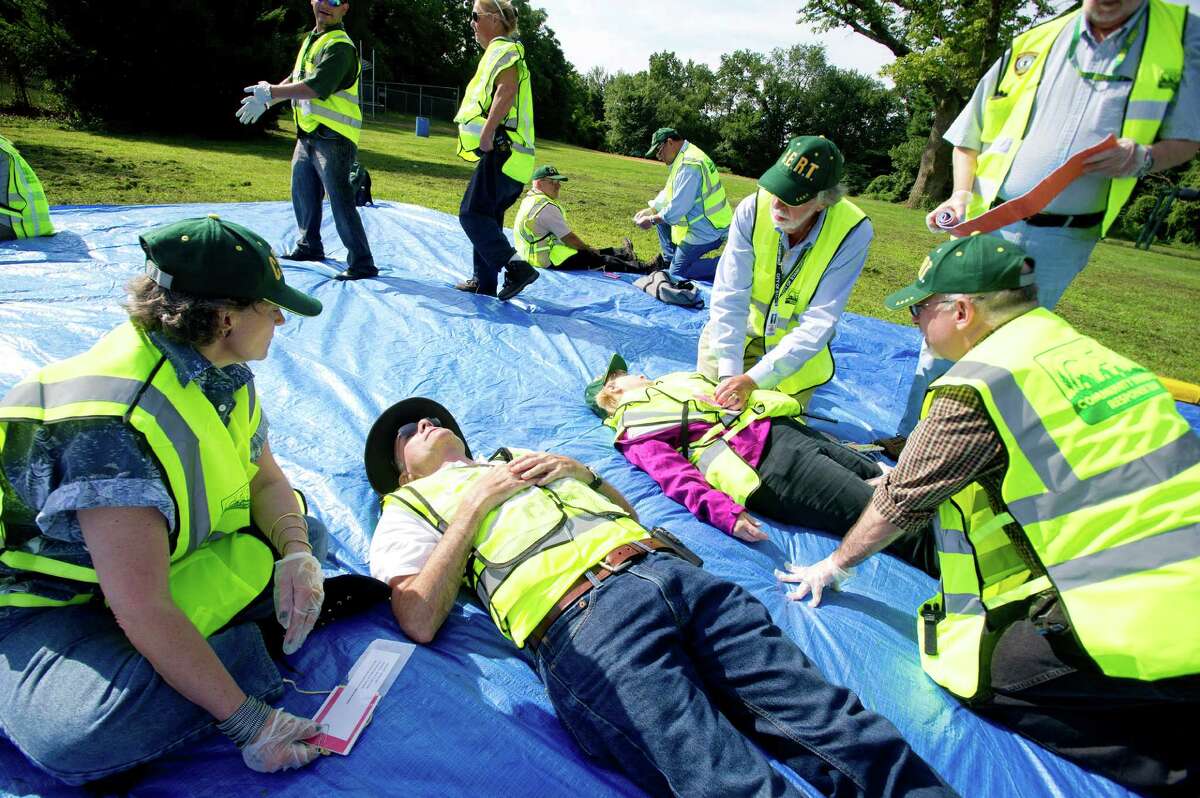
[[695, 320, 814, 408]]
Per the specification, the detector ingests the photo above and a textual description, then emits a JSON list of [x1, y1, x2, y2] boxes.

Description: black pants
[[975, 596, 1200, 797], [458, 141, 524, 294], [552, 248, 647, 274], [746, 419, 937, 576]]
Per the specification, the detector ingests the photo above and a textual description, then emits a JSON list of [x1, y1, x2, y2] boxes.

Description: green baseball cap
[[583, 353, 628, 417], [757, 136, 844, 206], [532, 165, 568, 181], [139, 215, 322, 317], [645, 127, 681, 158], [883, 233, 1035, 311]]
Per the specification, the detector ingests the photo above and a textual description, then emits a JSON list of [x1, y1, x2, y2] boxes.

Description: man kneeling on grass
[[363, 397, 954, 798]]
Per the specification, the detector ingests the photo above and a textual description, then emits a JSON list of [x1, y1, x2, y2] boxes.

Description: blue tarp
[[2, 201, 1194, 797]]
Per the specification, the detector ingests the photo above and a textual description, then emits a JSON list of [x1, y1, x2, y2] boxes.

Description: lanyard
[[1067, 13, 1140, 82], [766, 235, 811, 335]]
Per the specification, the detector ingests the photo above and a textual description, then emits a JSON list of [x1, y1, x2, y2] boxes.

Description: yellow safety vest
[[916, 308, 1200, 700], [0, 322, 276, 637], [0, 134, 54, 239], [513, 190, 576, 268], [455, 37, 536, 184], [661, 142, 732, 245], [607, 373, 803, 505], [382, 448, 646, 647], [969, 0, 1186, 235], [746, 189, 868, 399], [291, 27, 363, 146]]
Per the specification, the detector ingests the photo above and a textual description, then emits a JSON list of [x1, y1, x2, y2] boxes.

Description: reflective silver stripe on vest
[[750, 297, 771, 318], [308, 105, 362, 129], [10, 157, 40, 237], [1048, 521, 1200, 593], [246, 379, 257, 422], [694, 437, 731, 476], [1125, 99, 1169, 122], [1008, 432, 1200, 526], [333, 89, 358, 103], [947, 361, 1200, 525], [460, 122, 486, 136], [943, 592, 985, 616], [511, 141, 535, 156], [934, 525, 974, 555], [1, 375, 211, 549]]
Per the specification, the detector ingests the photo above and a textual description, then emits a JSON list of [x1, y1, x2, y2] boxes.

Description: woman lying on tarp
[[585, 354, 936, 574], [0, 216, 384, 785]]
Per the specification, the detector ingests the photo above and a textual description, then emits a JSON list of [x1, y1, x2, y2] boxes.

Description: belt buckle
[[1063, 214, 1074, 228], [597, 544, 639, 574]]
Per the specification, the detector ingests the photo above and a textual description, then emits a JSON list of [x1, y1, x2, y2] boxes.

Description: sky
[[533, 0, 1200, 81]]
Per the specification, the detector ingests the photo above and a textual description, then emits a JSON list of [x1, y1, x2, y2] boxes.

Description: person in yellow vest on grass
[[237, 0, 377, 281], [700, 136, 874, 414], [779, 233, 1200, 797], [452, 0, 539, 301], [363, 397, 953, 798], [0, 134, 54, 241], [634, 127, 732, 282], [513, 165, 650, 273], [0, 216, 387, 785], [893, 0, 1199, 442]]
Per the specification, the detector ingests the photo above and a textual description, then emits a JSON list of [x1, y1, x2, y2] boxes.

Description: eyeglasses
[[470, 10, 495, 21], [318, 0, 343, 7], [909, 298, 955, 320], [395, 417, 442, 475]]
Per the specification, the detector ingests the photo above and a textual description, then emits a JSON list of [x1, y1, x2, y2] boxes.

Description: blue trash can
[[415, 117, 430, 138]]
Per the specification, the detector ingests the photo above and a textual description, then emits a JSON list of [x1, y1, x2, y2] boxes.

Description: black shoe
[[313, 574, 391, 632], [334, 266, 379, 281], [454, 278, 497, 297], [872, 435, 908, 461], [620, 236, 636, 260], [498, 260, 539, 301], [647, 253, 668, 273], [283, 248, 326, 262]]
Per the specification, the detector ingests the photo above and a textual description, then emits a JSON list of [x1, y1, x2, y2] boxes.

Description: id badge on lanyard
[[766, 238, 804, 337]]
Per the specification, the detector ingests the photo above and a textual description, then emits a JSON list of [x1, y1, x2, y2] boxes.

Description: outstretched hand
[[775, 555, 853, 607]]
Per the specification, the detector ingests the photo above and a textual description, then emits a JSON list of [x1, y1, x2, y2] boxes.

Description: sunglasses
[[395, 417, 442, 475], [318, 0, 343, 6], [909, 298, 955, 320]]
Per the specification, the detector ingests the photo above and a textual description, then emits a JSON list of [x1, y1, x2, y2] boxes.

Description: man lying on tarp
[[362, 397, 954, 798], [584, 355, 936, 573], [0, 134, 54, 240]]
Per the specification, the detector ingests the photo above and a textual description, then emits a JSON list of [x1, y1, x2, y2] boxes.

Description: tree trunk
[[905, 96, 961, 208]]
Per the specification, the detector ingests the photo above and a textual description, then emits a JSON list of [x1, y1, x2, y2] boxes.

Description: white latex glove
[[1082, 138, 1145, 178], [924, 189, 973, 233], [242, 708, 322, 773], [244, 81, 273, 105], [236, 95, 268, 125], [775, 555, 853, 607], [273, 552, 324, 655]]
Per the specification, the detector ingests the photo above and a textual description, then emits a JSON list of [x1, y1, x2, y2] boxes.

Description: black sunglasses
[[395, 417, 442, 474]]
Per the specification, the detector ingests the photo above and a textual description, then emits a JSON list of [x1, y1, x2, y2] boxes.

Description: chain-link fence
[[362, 82, 460, 121]]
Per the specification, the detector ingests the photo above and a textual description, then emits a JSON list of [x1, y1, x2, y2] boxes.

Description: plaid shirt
[[872, 385, 1043, 575]]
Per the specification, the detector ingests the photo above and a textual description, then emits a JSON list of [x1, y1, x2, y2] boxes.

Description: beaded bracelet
[[216, 695, 272, 748]]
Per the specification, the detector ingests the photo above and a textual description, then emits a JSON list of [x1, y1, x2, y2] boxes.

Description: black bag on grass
[[349, 161, 373, 206]]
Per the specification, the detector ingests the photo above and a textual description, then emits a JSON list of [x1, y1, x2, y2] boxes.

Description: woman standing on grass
[[452, 0, 539, 301], [0, 217, 345, 784]]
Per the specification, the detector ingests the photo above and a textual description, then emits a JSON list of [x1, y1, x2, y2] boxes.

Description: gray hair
[[816, 183, 848, 207], [949, 283, 1039, 328]]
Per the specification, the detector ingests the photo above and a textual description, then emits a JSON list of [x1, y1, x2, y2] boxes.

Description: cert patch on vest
[[1036, 339, 1168, 424], [1013, 51, 1039, 76], [220, 482, 252, 515]]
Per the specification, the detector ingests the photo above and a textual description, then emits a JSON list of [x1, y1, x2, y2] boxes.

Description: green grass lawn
[[4, 111, 1198, 382]]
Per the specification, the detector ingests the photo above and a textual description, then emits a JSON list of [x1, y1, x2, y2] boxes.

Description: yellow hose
[[1161, 376, 1200, 404]]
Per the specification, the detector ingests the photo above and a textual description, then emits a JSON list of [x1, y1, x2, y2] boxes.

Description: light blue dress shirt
[[649, 141, 726, 246]]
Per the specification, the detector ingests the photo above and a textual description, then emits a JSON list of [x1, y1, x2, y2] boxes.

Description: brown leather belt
[[524, 538, 674, 652]]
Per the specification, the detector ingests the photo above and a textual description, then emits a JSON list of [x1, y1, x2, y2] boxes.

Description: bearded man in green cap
[[700, 135, 872, 413], [0, 217, 344, 783], [778, 233, 1200, 797], [633, 127, 732, 282]]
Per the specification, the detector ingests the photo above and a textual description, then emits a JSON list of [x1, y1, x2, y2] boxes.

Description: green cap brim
[[757, 165, 817, 207], [645, 144, 660, 158], [267, 282, 323, 317], [584, 353, 628, 417], [883, 283, 933, 311]]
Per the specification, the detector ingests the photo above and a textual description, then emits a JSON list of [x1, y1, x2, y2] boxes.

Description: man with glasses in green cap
[[513, 165, 648, 273], [0, 216, 337, 783], [778, 233, 1200, 797], [633, 128, 731, 282], [701, 136, 872, 414]]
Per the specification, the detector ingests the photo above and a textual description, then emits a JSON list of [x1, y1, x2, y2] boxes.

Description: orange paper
[[939, 134, 1119, 237]]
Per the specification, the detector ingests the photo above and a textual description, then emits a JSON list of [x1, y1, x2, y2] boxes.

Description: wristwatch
[[584, 466, 604, 490], [1136, 145, 1155, 179]]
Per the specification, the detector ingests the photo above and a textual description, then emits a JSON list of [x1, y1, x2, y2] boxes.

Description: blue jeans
[[291, 132, 375, 273], [0, 517, 328, 785], [656, 221, 725, 282], [533, 553, 951, 797], [459, 143, 525, 295]]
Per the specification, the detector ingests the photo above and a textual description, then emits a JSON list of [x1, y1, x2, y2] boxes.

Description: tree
[[796, 0, 1053, 207], [602, 53, 717, 157], [0, 0, 52, 113]]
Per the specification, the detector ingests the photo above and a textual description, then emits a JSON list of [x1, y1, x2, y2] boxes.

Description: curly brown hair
[[123, 276, 257, 347]]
